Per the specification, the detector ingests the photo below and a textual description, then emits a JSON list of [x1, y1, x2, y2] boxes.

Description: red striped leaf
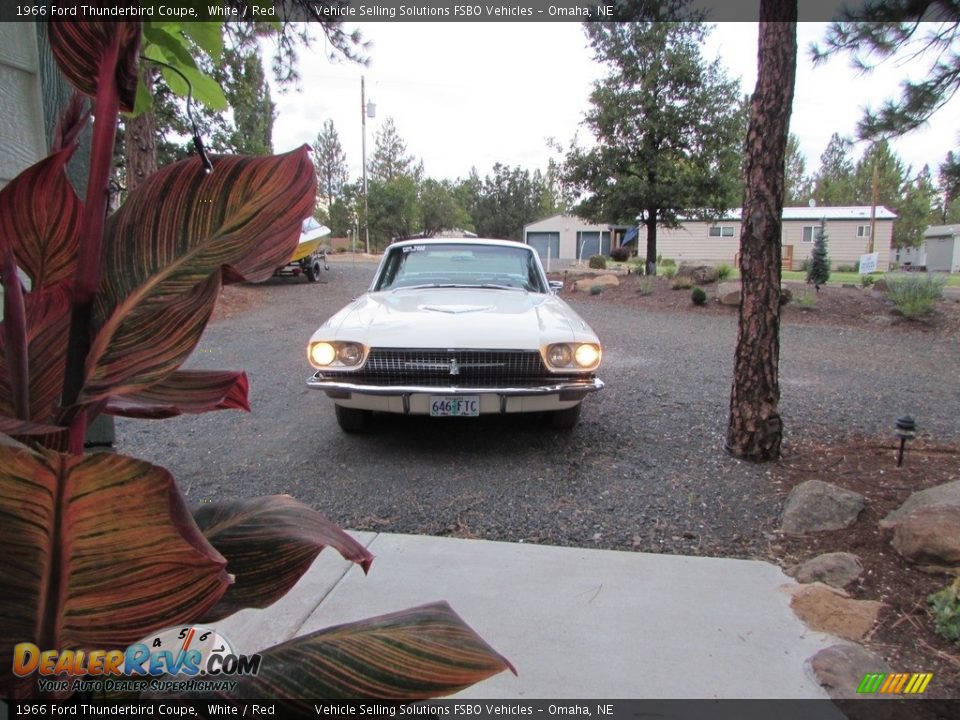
[[80, 149, 315, 404], [203, 602, 515, 701], [103, 369, 249, 419], [193, 496, 374, 622], [0, 148, 81, 290], [0, 445, 231, 697], [48, 8, 140, 113]]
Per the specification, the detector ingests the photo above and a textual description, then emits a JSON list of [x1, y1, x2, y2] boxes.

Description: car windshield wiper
[[476, 284, 527, 292], [390, 283, 460, 292]]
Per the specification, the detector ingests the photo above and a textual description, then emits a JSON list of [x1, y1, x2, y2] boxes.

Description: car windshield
[[374, 243, 548, 293]]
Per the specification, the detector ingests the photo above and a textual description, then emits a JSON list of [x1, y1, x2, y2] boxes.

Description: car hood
[[315, 287, 595, 349]]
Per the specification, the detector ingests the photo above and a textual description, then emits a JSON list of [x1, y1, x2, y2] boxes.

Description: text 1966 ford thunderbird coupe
[[306, 238, 604, 432]]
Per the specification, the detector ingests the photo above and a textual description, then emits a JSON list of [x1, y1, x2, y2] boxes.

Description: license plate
[[430, 396, 480, 417]]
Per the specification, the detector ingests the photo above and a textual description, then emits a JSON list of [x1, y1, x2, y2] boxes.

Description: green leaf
[[79, 147, 315, 405], [103, 370, 249, 419], [145, 25, 228, 111], [48, 12, 141, 113], [180, 22, 223, 62], [193, 496, 374, 622], [0, 445, 231, 697], [185, 602, 514, 701]]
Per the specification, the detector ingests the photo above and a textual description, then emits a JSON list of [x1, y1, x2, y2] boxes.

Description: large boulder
[[717, 281, 741, 305], [781, 480, 866, 534], [676, 264, 719, 285], [572, 274, 620, 292], [880, 480, 960, 528], [789, 584, 882, 641], [789, 552, 863, 589], [808, 644, 893, 701], [889, 505, 960, 573]]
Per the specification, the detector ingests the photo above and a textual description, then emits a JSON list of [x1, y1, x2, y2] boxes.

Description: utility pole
[[361, 76, 369, 255], [868, 155, 879, 254]]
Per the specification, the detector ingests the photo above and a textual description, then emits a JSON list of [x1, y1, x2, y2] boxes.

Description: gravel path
[[117, 260, 960, 559]]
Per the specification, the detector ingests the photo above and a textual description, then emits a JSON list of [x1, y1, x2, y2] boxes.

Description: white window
[[708, 225, 735, 238], [857, 225, 871, 238], [801, 226, 816, 243]]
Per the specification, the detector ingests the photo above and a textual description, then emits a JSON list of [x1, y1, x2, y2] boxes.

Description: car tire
[[549, 403, 581, 429], [335, 404, 369, 433], [305, 260, 321, 282]]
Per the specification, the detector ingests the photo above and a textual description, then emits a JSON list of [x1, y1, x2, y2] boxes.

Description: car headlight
[[308, 341, 365, 369], [544, 343, 601, 371]]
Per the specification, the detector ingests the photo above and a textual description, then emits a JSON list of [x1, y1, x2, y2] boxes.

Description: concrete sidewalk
[[213, 533, 838, 699]]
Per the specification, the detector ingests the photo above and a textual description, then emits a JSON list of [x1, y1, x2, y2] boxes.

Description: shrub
[[928, 578, 960, 647], [589, 284, 604, 295], [635, 278, 653, 296], [671, 276, 693, 290], [588, 254, 607, 269], [836, 264, 855, 273], [805, 219, 830, 288], [691, 287, 707, 305], [886, 274, 946, 317], [795, 291, 817, 310], [799, 258, 812, 273], [660, 264, 678, 279], [610, 246, 631, 262], [715, 262, 733, 281], [659, 257, 676, 267], [860, 274, 876, 288]]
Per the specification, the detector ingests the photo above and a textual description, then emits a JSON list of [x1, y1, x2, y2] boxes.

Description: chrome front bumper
[[305, 373, 604, 400]]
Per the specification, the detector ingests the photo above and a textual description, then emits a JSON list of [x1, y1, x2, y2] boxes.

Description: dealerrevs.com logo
[[13, 625, 260, 694]]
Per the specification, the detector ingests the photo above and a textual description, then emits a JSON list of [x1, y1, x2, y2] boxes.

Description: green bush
[[635, 278, 653, 296], [671, 276, 693, 290], [860, 274, 876, 288], [589, 284, 604, 295], [715, 263, 733, 281], [928, 578, 960, 647], [795, 291, 817, 310], [659, 257, 676, 268], [610, 246, 631, 262], [588, 254, 607, 269], [691, 287, 707, 305], [660, 265, 678, 279], [886, 274, 946, 317]]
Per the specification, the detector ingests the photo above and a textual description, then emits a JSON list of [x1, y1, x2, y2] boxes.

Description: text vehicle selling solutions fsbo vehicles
[[306, 239, 604, 432]]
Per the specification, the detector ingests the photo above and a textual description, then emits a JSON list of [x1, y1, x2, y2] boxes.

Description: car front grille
[[319, 348, 586, 388]]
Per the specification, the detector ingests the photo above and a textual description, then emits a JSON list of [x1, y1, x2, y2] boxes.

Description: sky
[[265, 21, 960, 190]]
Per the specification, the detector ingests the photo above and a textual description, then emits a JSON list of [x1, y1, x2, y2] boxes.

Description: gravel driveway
[[116, 259, 960, 559]]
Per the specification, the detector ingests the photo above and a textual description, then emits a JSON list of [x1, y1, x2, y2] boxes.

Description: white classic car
[[306, 238, 604, 432]]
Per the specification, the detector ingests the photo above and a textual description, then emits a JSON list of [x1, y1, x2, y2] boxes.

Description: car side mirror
[[549, 280, 564, 295]]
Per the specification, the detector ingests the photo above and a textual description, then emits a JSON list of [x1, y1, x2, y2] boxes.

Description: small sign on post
[[859, 252, 879, 275]]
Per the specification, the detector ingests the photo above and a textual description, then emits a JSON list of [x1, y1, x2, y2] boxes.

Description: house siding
[[524, 214, 613, 261], [0, 23, 46, 188]]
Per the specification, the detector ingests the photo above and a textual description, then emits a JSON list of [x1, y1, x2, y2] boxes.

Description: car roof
[[389, 238, 532, 250]]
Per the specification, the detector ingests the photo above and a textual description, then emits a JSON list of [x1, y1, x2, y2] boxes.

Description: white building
[[921, 224, 960, 273]]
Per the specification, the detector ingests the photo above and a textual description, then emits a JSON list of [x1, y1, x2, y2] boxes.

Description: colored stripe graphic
[[857, 672, 932, 694]]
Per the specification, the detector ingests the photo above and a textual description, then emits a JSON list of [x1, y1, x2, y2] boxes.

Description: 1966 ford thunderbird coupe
[[306, 238, 604, 432]]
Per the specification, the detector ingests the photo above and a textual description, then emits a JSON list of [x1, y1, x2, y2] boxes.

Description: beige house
[[525, 207, 897, 271]]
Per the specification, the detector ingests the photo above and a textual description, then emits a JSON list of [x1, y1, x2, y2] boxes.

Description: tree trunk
[[125, 68, 157, 193], [726, 5, 798, 461], [644, 207, 658, 275]]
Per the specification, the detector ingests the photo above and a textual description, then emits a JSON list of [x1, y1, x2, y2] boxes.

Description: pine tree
[[806, 219, 830, 290]]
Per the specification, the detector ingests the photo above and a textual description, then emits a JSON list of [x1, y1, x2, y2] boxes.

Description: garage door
[[576, 231, 611, 259], [527, 232, 560, 262]]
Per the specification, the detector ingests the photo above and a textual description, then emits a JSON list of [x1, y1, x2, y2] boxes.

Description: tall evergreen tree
[[783, 133, 812, 205], [806, 219, 830, 290], [727, 3, 798, 462], [313, 119, 349, 208], [811, 133, 855, 206], [562, 21, 745, 273], [938, 151, 960, 223], [369, 117, 420, 183]]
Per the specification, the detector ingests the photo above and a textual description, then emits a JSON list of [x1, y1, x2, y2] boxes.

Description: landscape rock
[[889, 505, 960, 573], [717, 281, 740, 305], [789, 552, 863, 589], [781, 480, 866, 534], [573, 274, 620, 292], [808, 644, 893, 700], [789, 583, 882, 641], [880, 480, 960, 528], [779, 285, 793, 305], [676, 264, 719, 285]]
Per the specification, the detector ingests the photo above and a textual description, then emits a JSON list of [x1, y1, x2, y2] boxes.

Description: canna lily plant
[[0, 9, 512, 700]]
